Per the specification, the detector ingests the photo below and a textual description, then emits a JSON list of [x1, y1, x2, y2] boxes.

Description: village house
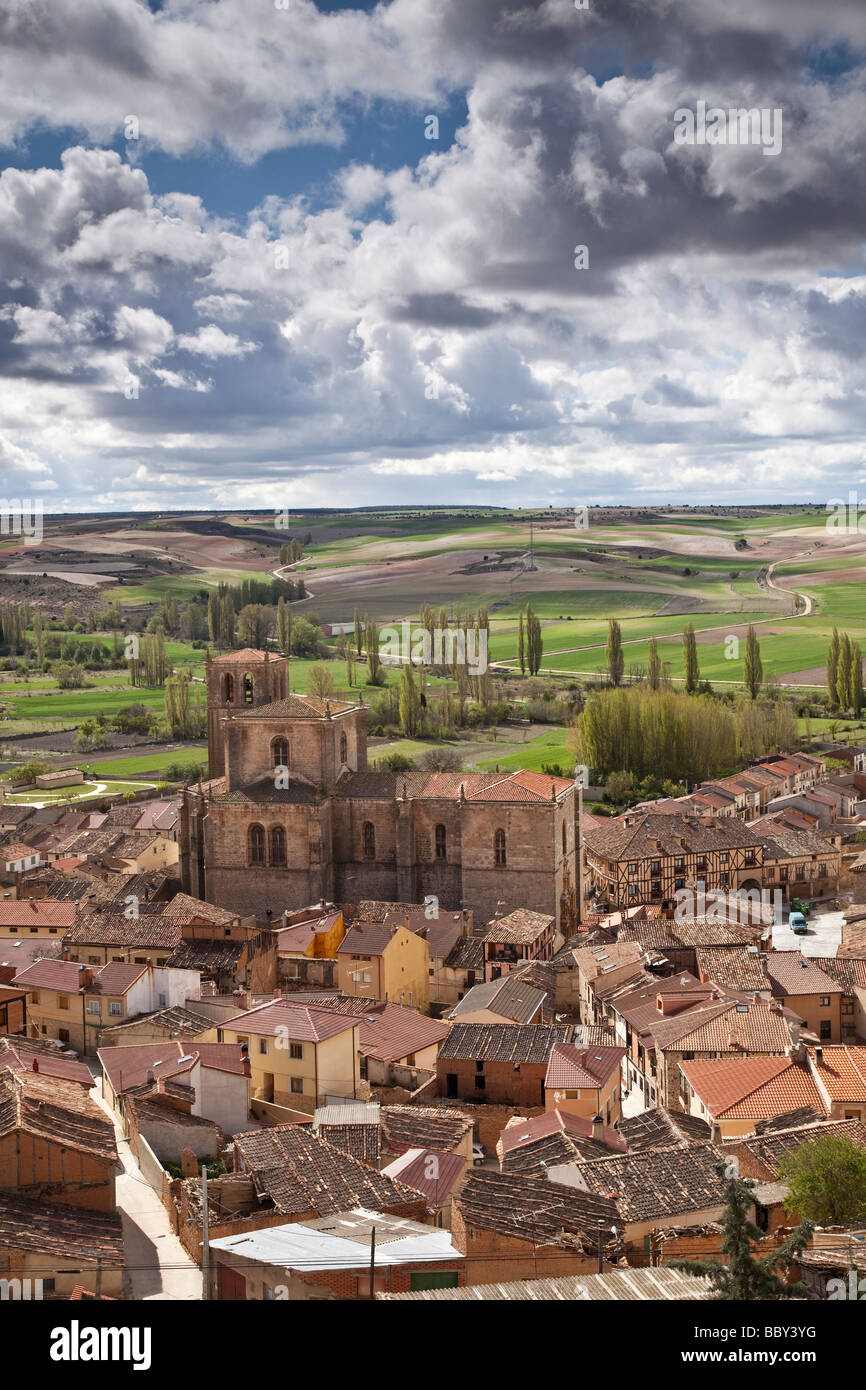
[[818, 957, 866, 1041], [0, 1192, 125, 1299], [379, 1149, 467, 1229], [447, 973, 548, 1026], [450, 1169, 619, 1284], [726, 1115, 866, 1184], [437, 1022, 575, 1107], [97, 1002, 216, 1048], [544, 1042, 627, 1126], [381, 1105, 475, 1166], [208, 1208, 464, 1300], [482, 908, 556, 981], [62, 913, 183, 968], [678, 1056, 825, 1138], [376, 1265, 713, 1302], [1, 845, 44, 875], [336, 920, 430, 1010], [650, 997, 796, 1110], [807, 1044, 866, 1119], [0, 987, 26, 1036], [0, 1069, 118, 1211], [11, 958, 200, 1055], [279, 992, 449, 1087], [99, 1040, 251, 1135], [0, 899, 77, 939], [0, 1036, 93, 1087], [764, 954, 844, 1043], [754, 824, 842, 903], [213, 997, 361, 1112], [498, 1109, 626, 1175], [584, 813, 765, 909]]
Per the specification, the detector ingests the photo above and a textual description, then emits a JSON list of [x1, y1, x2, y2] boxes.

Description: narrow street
[[90, 1082, 203, 1301]]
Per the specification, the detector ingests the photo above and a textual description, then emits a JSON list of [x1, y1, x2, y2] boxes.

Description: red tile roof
[[12, 958, 146, 996], [545, 1043, 627, 1091], [380, 1148, 466, 1211], [220, 998, 359, 1042], [98, 1041, 248, 1093], [0, 900, 77, 928], [679, 1056, 824, 1119], [809, 1046, 866, 1104]]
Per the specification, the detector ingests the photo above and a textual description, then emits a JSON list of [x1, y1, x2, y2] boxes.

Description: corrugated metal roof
[[376, 1267, 713, 1301]]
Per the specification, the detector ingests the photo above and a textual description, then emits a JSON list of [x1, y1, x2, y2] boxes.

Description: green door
[[410, 1271, 460, 1292]]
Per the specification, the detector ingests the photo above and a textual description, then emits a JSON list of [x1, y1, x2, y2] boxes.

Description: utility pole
[[202, 1167, 210, 1302], [369, 1224, 376, 1301]]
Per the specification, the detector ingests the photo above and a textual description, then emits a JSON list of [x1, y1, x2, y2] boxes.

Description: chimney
[[815, 1045, 823, 1064], [31, 1057, 39, 1073], [272, 987, 281, 1001], [146, 1067, 155, 1085], [78, 966, 94, 990], [591, 1114, 604, 1144], [241, 1055, 252, 1079]]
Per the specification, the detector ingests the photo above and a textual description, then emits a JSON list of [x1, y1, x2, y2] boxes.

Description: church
[[180, 648, 583, 928]]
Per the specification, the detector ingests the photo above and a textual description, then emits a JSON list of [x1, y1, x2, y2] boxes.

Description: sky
[[1, 0, 865, 513]]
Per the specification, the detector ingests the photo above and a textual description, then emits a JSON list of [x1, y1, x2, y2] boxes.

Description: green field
[[6, 778, 156, 804]]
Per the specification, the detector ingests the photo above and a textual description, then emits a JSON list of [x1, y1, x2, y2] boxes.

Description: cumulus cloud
[[0, 0, 864, 508]]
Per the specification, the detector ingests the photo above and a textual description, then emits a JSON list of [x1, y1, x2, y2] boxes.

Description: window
[[224, 673, 234, 705], [290, 1042, 303, 1060], [270, 825, 286, 867], [562, 823, 567, 856], [363, 821, 376, 860], [340, 731, 348, 764], [58, 1029, 69, 1045], [249, 824, 265, 866], [259, 1039, 268, 1055], [30, 990, 39, 1005], [58, 995, 69, 1010], [243, 672, 254, 704], [494, 828, 507, 866], [650, 860, 660, 875], [435, 824, 447, 860], [290, 1077, 304, 1094], [272, 737, 288, 769], [820, 1021, 832, 1040], [109, 1001, 123, 1017], [819, 995, 831, 1008], [674, 856, 684, 870], [627, 885, 638, 899], [628, 862, 638, 876], [474, 1075, 486, 1090], [86, 999, 100, 1015], [675, 877, 685, 891]]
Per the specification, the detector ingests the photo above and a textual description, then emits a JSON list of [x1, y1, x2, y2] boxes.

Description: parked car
[[790, 897, 810, 917], [472, 1142, 486, 1166], [789, 911, 808, 935]]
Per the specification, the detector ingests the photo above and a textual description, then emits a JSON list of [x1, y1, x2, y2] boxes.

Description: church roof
[[336, 769, 572, 802], [209, 649, 271, 663], [237, 695, 359, 719]]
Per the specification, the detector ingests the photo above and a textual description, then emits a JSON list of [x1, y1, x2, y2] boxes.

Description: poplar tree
[[744, 625, 763, 700], [276, 596, 291, 654], [354, 607, 362, 656], [517, 611, 525, 676], [646, 636, 661, 692], [827, 627, 840, 706], [398, 665, 421, 737], [365, 616, 380, 682], [683, 623, 700, 694], [606, 618, 624, 687], [837, 632, 853, 710]]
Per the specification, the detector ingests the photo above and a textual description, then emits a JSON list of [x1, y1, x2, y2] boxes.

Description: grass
[[84, 749, 207, 777], [6, 778, 156, 804]]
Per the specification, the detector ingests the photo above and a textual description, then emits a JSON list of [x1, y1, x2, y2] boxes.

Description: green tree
[[398, 664, 422, 737], [517, 611, 525, 677], [744, 624, 763, 700], [683, 623, 700, 694], [852, 643, 864, 717], [525, 604, 543, 676], [780, 1135, 866, 1227], [675, 1168, 812, 1300], [605, 770, 633, 805], [827, 626, 840, 706], [354, 607, 363, 657], [276, 596, 291, 655], [606, 618, 624, 687], [307, 663, 336, 699], [646, 636, 661, 692], [365, 616, 381, 683]]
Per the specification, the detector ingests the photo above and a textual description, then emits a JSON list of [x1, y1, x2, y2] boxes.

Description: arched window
[[243, 673, 254, 705], [363, 822, 376, 860], [272, 737, 288, 769], [270, 826, 286, 866], [435, 824, 447, 861], [223, 673, 234, 705], [562, 823, 567, 857], [339, 731, 348, 765], [494, 828, 507, 867], [249, 824, 265, 866]]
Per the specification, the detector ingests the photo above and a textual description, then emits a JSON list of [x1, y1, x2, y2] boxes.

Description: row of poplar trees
[[827, 627, 864, 714], [606, 619, 764, 698]]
